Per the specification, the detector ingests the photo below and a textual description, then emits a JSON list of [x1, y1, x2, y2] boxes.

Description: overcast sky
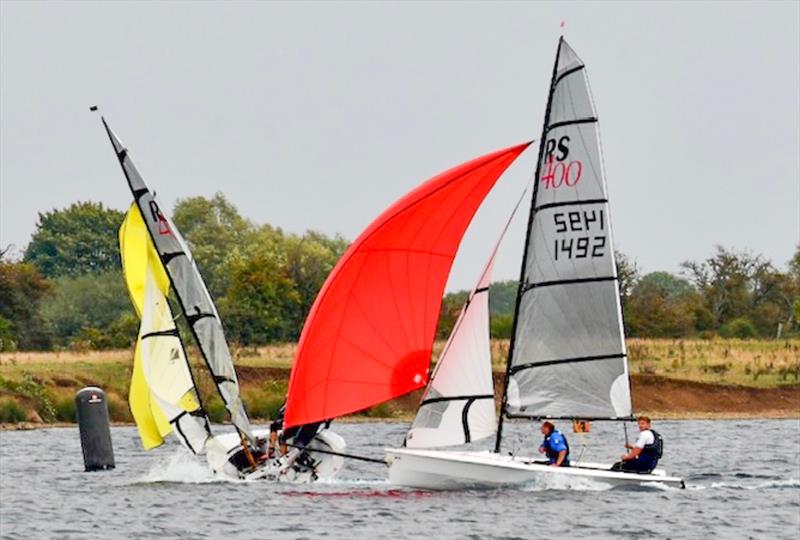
[[1, 1, 798, 291]]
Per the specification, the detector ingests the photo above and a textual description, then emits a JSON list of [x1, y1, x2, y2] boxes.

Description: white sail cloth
[[405, 260, 496, 448], [406, 188, 528, 448], [507, 39, 632, 419], [103, 120, 255, 443], [138, 267, 210, 453]]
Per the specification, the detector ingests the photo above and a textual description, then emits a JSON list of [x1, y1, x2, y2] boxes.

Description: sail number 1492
[[552, 209, 606, 260]]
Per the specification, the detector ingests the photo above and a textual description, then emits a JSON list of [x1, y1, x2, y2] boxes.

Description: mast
[[494, 37, 563, 453], [97, 113, 256, 451]]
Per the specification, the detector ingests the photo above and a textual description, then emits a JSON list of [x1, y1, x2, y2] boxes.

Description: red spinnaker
[[284, 142, 531, 428]]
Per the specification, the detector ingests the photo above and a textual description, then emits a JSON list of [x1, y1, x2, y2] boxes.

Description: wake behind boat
[[386, 37, 685, 490]]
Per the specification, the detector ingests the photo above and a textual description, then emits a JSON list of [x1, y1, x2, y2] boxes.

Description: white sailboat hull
[[208, 428, 346, 483], [386, 448, 685, 490]]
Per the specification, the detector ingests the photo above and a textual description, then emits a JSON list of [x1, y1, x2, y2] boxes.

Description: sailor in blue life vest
[[538, 421, 570, 467], [611, 416, 663, 474]]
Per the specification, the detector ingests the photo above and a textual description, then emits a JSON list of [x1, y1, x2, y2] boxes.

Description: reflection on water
[[1, 419, 798, 539]]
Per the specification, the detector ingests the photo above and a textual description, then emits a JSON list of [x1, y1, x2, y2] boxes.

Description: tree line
[[0, 195, 346, 351], [438, 249, 800, 340], [1, 195, 798, 351]]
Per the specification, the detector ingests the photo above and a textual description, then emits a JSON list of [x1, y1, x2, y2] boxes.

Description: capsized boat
[[386, 37, 685, 490], [103, 115, 345, 482]]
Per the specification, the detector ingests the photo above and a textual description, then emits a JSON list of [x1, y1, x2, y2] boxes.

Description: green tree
[[283, 230, 348, 332], [625, 272, 703, 337], [615, 251, 640, 302], [682, 246, 798, 336], [218, 249, 301, 344], [40, 270, 135, 349], [436, 290, 469, 339], [488, 280, 518, 316], [24, 202, 124, 277], [171, 193, 258, 298], [789, 245, 800, 332], [490, 313, 514, 339], [0, 255, 53, 350]]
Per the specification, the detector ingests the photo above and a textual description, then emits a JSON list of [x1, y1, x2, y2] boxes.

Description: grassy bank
[[1, 339, 798, 425]]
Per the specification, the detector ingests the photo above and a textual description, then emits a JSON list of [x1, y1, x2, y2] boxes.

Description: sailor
[[538, 421, 570, 467], [612, 416, 663, 474], [268, 403, 286, 457], [268, 401, 324, 458]]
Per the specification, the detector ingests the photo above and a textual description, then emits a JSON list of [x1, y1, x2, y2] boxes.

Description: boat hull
[[207, 428, 346, 482], [385, 448, 685, 490]]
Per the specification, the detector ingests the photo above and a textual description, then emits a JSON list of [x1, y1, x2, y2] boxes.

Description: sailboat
[[101, 114, 346, 482], [385, 37, 685, 489]]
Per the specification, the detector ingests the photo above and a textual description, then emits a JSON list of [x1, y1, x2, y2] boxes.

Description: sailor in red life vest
[[612, 416, 663, 473], [538, 421, 570, 467]]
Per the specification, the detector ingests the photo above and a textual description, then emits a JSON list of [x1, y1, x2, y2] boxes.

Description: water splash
[[135, 450, 227, 484], [519, 474, 615, 492]]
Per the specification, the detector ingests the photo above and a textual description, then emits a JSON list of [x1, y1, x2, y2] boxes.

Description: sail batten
[[499, 37, 632, 433]]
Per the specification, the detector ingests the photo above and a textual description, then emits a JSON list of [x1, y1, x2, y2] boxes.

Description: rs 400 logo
[[540, 135, 582, 189]]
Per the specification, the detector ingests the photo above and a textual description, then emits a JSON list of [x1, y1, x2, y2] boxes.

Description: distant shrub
[[205, 399, 227, 424], [53, 394, 76, 422], [358, 403, 392, 418], [0, 397, 27, 423], [490, 314, 514, 340], [720, 318, 759, 339], [105, 393, 131, 422], [244, 392, 284, 419]]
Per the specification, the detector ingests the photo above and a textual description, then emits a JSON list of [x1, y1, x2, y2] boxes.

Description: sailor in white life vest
[[612, 416, 663, 473]]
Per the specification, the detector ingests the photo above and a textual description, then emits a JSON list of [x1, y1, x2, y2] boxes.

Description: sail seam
[[186, 312, 215, 325], [462, 397, 478, 444], [554, 65, 585, 85], [510, 353, 626, 374], [140, 329, 180, 340], [162, 251, 185, 264], [420, 394, 494, 406], [171, 412, 194, 453], [534, 198, 608, 212], [545, 117, 597, 133], [523, 275, 617, 291], [506, 414, 635, 422]]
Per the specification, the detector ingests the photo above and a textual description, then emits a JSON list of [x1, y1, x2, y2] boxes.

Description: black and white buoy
[[75, 387, 115, 471]]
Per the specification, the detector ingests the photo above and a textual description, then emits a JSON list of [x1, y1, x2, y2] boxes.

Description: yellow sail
[[120, 204, 202, 451]]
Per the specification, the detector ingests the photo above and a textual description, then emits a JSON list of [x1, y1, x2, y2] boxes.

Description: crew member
[[268, 401, 324, 458], [538, 421, 570, 467], [268, 403, 286, 457], [612, 416, 663, 473]]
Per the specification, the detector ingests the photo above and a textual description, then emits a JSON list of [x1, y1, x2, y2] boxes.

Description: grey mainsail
[[502, 38, 632, 422], [102, 119, 256, 445]]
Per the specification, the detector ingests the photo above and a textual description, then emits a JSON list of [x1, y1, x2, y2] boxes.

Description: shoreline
[[3, 409, 798, 431]]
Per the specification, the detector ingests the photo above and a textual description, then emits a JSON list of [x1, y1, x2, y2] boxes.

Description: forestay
[[104, 120, 255, 444], [120, 205, 211, 453], [406, 189, 527, 448], [284, 143, 531, 429], [505, 38, 632, 419]]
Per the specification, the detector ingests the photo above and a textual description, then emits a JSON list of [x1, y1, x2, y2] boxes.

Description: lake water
[[1, 419, 798, 539]]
